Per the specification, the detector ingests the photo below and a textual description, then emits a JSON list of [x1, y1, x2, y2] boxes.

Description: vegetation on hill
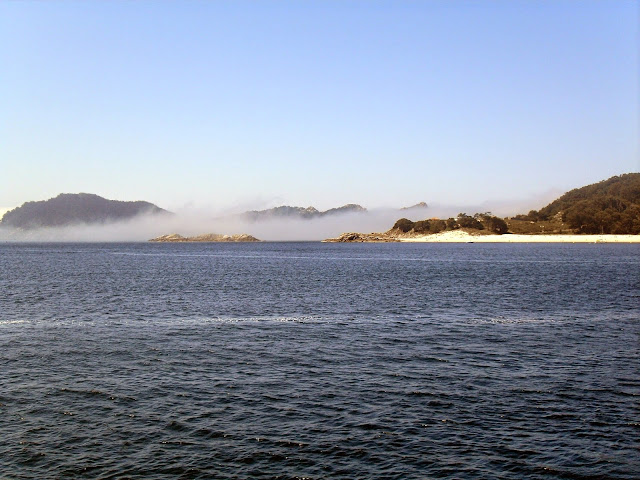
[[0, 193, 169, 229], [391, 174, 639, 236], [392, 212, 508, 235], [514, 173, 640, 234], [504, 218, 572, 235]]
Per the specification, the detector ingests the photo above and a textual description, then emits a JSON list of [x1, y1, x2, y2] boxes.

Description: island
[[325, 174, 640, 243], [149, 233, 260, 242], [0, 193, 170, 229]]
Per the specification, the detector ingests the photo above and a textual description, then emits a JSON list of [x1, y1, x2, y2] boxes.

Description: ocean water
[[0, 242, 638, 479]]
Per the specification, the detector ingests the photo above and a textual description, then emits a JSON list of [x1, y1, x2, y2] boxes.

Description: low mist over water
[[0, 194, 556, 242], [0, 210, 395, 242]]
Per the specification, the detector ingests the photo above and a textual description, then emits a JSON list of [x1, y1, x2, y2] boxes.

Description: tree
[[393, 218, 415, 233], [413, 220, 431, 233], [456, 213, 484, 230], [479, 215, 509, 234], [429, 220, 447, 233]]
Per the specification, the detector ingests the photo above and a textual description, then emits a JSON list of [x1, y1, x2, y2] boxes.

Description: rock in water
[[149, 233, 260, 242]]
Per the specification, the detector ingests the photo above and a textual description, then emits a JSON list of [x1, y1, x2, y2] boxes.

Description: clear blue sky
[[1, 1, 638, 213]]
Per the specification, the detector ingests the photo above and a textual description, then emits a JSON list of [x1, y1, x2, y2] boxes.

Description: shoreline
[[324, 230, 640, 243], [399, 230, 640, 243]]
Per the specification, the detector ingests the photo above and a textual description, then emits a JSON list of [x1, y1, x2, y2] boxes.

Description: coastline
[[324, 230, 640, 243], [399, 230, 640, 243]]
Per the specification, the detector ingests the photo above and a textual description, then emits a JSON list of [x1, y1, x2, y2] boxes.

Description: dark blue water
[[1, 242, 638, 479]]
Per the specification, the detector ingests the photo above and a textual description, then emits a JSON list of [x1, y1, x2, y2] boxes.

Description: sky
[[1, 0, 638, 216]]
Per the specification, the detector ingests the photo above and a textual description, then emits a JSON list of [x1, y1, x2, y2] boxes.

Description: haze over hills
[[400, 202, 428, 211], [1, 174, 638, 240], [0, 192, 424, 240], [0, 196, 379, 230], [0, 193, 170, 229], [240, 203, 367, 222]]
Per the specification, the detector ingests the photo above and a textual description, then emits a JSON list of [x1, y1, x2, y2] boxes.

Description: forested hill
[[389, 173, 640, 237], [517, 173, 640, 234], [0, 193, 170, 229]]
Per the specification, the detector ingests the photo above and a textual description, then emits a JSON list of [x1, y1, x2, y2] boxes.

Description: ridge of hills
[[0, 195, 375, 230], [3, 174, 638, 236], [240, 203, 367, 221], [0, 193, 421, 230]]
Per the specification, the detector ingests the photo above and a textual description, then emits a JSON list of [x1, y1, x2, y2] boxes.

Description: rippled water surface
[[1, 242, 639, 479]]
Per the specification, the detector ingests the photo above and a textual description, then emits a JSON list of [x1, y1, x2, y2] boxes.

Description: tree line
[[393, 212, 508, 235]]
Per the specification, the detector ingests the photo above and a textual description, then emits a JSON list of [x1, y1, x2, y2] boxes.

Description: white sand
[[400, 230, 640, 243]]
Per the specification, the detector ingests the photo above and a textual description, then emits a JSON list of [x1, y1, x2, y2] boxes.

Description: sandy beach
[[400, 230, 640, 243]]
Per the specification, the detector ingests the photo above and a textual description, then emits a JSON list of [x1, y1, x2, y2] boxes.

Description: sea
[[0, 242, 638, 479]]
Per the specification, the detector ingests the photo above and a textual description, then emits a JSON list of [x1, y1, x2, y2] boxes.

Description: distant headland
[[325, 173, 640, 242]]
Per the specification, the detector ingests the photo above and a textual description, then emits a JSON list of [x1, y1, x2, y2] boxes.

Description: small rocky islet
[[149, 233, 260, 242]]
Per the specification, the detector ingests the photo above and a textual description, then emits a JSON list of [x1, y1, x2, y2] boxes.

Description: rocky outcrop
[[323, 223, 494, 243], [400, 202, 428, 210], [149, 233, 260, 242], [323, 232, 399, 243]]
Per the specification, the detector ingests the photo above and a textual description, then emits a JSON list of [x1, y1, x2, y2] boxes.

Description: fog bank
[[0, 190, 557, 242], [0, 210, 403, 242]]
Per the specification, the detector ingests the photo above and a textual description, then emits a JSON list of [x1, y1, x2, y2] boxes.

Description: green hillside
[[518, 173, 640, 234], [392, 173, 640, 236]]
